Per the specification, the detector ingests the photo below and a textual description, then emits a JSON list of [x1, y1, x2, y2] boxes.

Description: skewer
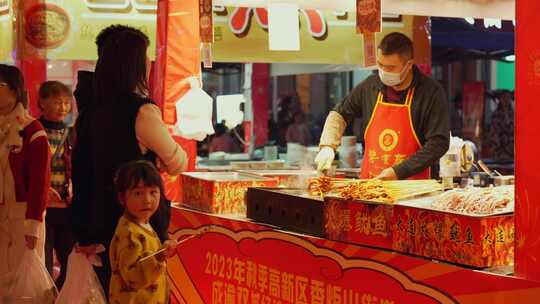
[[309, 176, 442, 202], [138, 226, 214, 263]]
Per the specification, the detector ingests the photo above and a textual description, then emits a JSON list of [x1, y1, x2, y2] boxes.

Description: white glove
[[315, 147, 335, 171]]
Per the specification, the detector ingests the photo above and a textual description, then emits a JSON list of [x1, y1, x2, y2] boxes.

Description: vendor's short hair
[[378, 32, 414, 60]]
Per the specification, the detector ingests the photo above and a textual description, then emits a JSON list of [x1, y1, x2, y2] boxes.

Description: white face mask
[[378, 62, 411, 87]]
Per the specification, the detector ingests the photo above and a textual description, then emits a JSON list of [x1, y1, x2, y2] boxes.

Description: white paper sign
[[268, 3, 300, 51]]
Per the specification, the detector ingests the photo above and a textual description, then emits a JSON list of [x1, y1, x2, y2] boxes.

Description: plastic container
[[264, 145, 278, 160], [287, 143, 307, 166], [338, 145, 357, 168]]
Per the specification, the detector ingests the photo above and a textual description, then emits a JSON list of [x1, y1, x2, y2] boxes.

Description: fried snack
[[309, 178, 441, 202], [308, 176, 332, 197], [432, 186, 513, 215], [337, 180, 395, 202]]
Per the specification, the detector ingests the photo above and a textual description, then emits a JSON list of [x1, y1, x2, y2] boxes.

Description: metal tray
[[396, 194, 514, 217], [182, 171, 273, 182], [237, 169, 318, 176]]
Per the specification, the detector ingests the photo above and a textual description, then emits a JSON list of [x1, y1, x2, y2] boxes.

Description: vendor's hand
[[376, 167, 398, 181], [76, 243, 103, 257], [25, 235, 37, 249], [48, 187, 62, 203], [315, 147, 335, 172]]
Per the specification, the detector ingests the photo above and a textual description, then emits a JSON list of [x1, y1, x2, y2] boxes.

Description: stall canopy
[[431, 17, 514, 64]]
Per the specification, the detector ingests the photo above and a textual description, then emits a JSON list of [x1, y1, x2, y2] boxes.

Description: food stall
[[157, 1, 540, 303], [3, 0, 537, 303]]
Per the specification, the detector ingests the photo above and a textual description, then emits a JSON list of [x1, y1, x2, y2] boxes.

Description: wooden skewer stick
[[139, 234, 198, 263], [139, 226, 213, 263]]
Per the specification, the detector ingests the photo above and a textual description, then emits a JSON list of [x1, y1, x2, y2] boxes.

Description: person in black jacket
[[70, 25, 188, 293], [315, 32, 449, 180]]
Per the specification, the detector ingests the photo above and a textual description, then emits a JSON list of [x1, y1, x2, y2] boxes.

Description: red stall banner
[[199, 0, 213, 67], [251, 63, 270, 148], [199, 0, 213, 43], [356, 0, 381, 67], [14, 0, 47, 116], [154, 0, 200, 202], [363, 32, 377, 67], [155, 0, 201, 126], [168, 208, 540, 304], [356, 0, 381, 34], [516, 0, 540, 281]]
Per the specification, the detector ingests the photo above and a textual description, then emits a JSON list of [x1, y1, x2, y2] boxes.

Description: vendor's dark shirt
[[333, 66, 450, 179], [386, 86, 405, 103]]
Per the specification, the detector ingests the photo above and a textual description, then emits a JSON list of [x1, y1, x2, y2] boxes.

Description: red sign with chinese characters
[[393, 206, 514, 268], [168, 207, 540, 304], [199, 0, 213, 43], [322, 197, 513, 268], [325, 197, 393, 249], [363, 32, 377, 67], [356, 0, 381, 34]]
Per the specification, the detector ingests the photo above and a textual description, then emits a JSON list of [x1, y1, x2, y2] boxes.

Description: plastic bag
[[4, 249, 58, 304], [173, 78, 215, 141], [55, 246, 107, 304]]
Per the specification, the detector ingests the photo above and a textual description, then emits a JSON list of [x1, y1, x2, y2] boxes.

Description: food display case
[[182, 172, 278, 214], [324, 195, 513, 268], [393, 198, 513, 268], [394, 187, 514, 267], [230, 160, 286, 170], [245, 179, 514, 268]]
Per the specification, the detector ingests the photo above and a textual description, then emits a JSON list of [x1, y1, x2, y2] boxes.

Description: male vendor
[[315, 32, 450, 180]]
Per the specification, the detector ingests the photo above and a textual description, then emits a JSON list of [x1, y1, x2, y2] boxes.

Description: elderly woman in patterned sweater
[[0, 64, 51, 277], [38, 80, 76, 289]]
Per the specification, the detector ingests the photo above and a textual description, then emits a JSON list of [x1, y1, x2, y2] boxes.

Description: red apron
[[360, 88, 430, 179]]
